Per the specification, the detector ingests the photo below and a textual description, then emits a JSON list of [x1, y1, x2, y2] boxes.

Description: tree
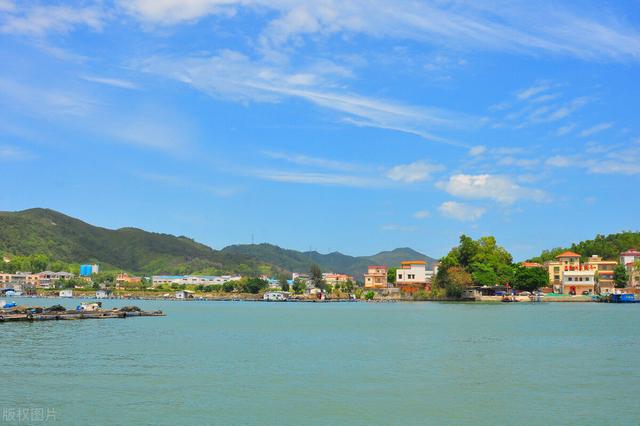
[[310, 264, 324, 289], [613, 265, 629, 288], [278, 275, 290, 291], [292, 278, 307, 294], [222, 281, 235, 293], [471, 262, 498, 286], [242, 278, 268, 294], [364, 291, 375, 300], [443, 266, 473, 299], [343, 279, 355, 293], [513, 267, 549, 292], [387, 267, 397, 285]]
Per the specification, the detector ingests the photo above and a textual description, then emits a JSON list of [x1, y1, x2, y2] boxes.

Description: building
[[322, 273, 353, 286], [584, 255, 617, 294], [116, 273, 142, 285], [59, 289, 73, 298], [547, 251, 581, 288], [152, 275, 241, 287], [96, 289, 112, 299], [263, 291, 289, 301], [37, 271, 75, 289], [561, 267, 596, 295], [79, 264, 100, 277], [175, 290, 195, 299], [396, 261, 431, 293], [521, 262, 543, 268], [0, 272, 39, 289], [364, 266, 388, 289], [620, 249, 640, 289]]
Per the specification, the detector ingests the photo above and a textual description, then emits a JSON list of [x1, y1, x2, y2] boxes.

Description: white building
[[263, 291, 289, 301], [59, 289, 73, 298], [152, 275, 241, 287], [396, 261, 431, 292], [561, 269, 596, 295], [96, 290, 111, 299], [175, 290, 195, 299]]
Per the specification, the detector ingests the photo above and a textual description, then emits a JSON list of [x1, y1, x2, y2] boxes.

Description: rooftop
[[555, 251, 581, 258]]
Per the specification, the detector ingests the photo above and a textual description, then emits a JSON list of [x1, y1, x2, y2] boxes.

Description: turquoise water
[[2, 298, 640, 425]]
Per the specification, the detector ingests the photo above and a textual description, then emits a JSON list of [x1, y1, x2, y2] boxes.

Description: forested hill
[[221, 244, 436, 278], [529, 232, 640, 263], [0, 208, 264, 275], [0, 208, 435, 277]]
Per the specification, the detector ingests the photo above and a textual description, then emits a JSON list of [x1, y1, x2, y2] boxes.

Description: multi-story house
[[547, 251, 581, 291], [364, 266, 388, 289], [396, 260, 431, 293], [584, 255, 617, 294], [620, 249, 640, 289], [322, 273, 353, 286]]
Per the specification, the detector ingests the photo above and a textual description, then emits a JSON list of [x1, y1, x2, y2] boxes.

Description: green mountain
[[529, 231, 640, 263], [0, 208, 265, 275], [0, 208, 436, 278], [221, 243, 436, 277]]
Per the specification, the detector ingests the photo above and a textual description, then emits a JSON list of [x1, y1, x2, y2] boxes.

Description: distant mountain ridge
[[222, 243, 437, 277], [0, 208, 435, 278]]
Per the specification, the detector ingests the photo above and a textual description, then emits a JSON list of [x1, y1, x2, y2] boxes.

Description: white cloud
[[545, 155, 573, 167], [438, 201, 485, 222], [252, 170, 382, 188], [262, 151, 361, 172], [140, 51, 474, 146], [80, 75, 139, 90], [556, 123, 576, 136], [547, 96, 590, 121], [413, 210, 431, 219], [386, 161, 445, 183], [579, 122, 613, 138], [122, 1, 640, 62], [468, 145, 487, 156], [436, 174, 547, 204], [0, 5, 103, 36], [517, 83, 551, 100]]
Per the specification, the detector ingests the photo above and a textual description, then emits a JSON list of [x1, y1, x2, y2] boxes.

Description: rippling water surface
[[2, 298, 639, 425]]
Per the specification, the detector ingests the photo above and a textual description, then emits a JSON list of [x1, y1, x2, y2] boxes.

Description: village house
[[364, 266, 388, 289], [116, 273, 142, 286], [561, 267, 596, 295], [96, 289, 112, 299], [584, 255, 617, 294], [396, 260, 431, 293], [152, 275, 241, 287], [322, 273, 353, 286], [59, 289, 73, 298], [37, 271, 75, 289], [263, 291, 289, 301], [547, 251, 581, 289], [175, 290, 195, 299], [620, 249, 640, 289]]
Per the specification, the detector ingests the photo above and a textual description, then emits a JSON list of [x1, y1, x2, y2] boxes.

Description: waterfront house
[[96, 289, 112, 299], [152, 275, 241, 287], [364, 266, 388, 289], [547, 251, 581, 290], [584, 255, 617, 294], [620, 249, 640, 289], [116, 273, 142, 285], [396, 261, 431, 293], [322, 273, 353, 286], [59, 289, 73, 298], [263, 291, 289, 301], [561, 266, 596, 295], [38, 271, 75, 289], [175, 290, 194, 299]]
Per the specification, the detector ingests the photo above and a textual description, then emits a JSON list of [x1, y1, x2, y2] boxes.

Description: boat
[[607, 294, 640, 303]]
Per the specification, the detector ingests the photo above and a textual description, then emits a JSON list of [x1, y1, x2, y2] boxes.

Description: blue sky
[[1, 0, 639, 260]]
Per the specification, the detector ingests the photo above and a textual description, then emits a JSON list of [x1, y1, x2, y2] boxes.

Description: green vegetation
[[310, 264, 324, 289], [0, 253, 77, 274], [529, 231, 640, 263], [435, 235, 514, 298], [364, 291, 375, 300], [512, 266, 549, 292], [613, 265, 629, 288], [0, 208, 279, 276], [387, 267, 397, 284], [292, 279, 307, 294]]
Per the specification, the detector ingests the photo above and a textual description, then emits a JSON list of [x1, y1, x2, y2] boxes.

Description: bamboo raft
[[0, 306, 165, 322]]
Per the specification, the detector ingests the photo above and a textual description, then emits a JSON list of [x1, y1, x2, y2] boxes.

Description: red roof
[[400, 260, 426, 264], [521, 262, 542, 268], [555, 251, 581, 258], [621, 249, 640, 256]]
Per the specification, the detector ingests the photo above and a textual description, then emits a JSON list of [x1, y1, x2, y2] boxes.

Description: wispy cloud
[[413, 210, 431, 219], [579, 122, 613, 138], [0, 4, 103, 36], [381, 224, 418, 232], [139, 51, 475, 146], [438, 201, 485, 222], [386, 160, 445, 183], [251, 170, 384, 188], [0, 144, 33, 160], [262, 151, 361, 172], [545, 140, 640, 175], [80, 75, 139, 90]]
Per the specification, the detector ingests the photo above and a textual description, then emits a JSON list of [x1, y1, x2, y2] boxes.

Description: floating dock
[[0, 305, 165, 322]]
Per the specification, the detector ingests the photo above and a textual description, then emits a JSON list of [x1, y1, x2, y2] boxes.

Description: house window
[[398, 274, 403, 279]]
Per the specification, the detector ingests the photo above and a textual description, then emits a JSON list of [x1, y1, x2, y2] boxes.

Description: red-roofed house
[[547, 251, 582, 292], [396, 261, 431, 293], [620, 249, 640, 288]]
